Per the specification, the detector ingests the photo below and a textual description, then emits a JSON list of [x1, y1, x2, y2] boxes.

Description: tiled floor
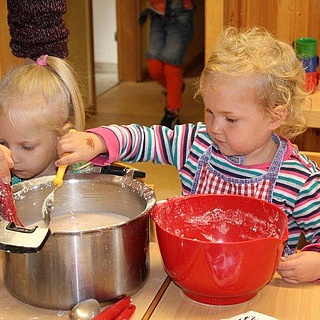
[[90, 75, 204, 200]]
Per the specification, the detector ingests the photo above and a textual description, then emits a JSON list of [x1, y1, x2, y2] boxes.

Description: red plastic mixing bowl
[[151, 194, 288, 305]]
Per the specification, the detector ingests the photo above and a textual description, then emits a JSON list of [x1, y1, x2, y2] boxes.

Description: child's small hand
[[0, 145, 14, 184], [56, 131, 107, 167], [277, 251, 320, 283]]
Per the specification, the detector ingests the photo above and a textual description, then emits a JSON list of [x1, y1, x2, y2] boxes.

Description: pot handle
[[100, 165, 146, 179], [0, 219, 50, 253]]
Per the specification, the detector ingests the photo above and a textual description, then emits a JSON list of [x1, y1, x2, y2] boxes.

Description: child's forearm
[[86, 127, 120, 165]]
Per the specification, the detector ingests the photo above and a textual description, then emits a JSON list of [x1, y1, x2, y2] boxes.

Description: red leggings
[[147, 59, 183, 111]]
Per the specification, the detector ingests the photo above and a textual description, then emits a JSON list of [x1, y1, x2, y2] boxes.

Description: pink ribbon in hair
[[36, 55, 48, 66]]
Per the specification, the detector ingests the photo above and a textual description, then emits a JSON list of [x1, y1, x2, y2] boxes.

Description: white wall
[[92, 0, 117, 72]]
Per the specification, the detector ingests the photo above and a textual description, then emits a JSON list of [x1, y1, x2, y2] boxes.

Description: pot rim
[[13, 173, 156, 235]]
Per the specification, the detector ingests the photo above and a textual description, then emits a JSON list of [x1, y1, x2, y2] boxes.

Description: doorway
[[92, 0, 119, 96], [91, 0, 205, 93]]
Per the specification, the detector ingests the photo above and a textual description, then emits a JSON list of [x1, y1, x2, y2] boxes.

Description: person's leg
[[147, 58, 166, 88], [146, 12, 166, 88], [158, 10, 194, 128], [159, 63, 182, 128], [164, 63, 183, 112]]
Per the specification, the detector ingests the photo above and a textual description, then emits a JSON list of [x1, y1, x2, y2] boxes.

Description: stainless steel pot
[[2, 173, 156, 310]]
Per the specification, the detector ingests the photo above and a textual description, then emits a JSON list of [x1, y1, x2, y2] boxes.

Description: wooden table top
[[149, 271, 320, 320], [1, 241, 320, 320]]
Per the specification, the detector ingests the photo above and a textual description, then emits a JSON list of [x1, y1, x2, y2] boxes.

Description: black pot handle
[[100, 165, 146, 179]]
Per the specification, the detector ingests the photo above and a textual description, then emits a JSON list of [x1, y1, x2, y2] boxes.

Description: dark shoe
[[160, 109, 180, 129], [162, 81, 186, 96]]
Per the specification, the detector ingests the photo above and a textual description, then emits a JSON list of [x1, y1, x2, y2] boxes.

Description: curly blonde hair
[[0, 55, 85, 134], [195, 27, 307, 139]]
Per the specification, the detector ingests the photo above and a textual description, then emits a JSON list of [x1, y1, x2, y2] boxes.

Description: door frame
[[116, 1, 142, 82]]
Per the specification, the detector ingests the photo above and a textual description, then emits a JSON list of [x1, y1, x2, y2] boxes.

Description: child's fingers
[[0, 149, 13, 184], [55, 152, 80, 167]]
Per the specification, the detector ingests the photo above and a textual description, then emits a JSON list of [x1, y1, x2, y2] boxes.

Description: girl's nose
[[210, 119, 221, 134], [11, 151, 20, 164]]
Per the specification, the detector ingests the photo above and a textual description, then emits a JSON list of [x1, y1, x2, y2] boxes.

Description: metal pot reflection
[[2, 173, 156, 310]]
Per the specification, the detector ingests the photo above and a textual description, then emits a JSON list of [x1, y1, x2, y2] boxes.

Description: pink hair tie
[[36, 55, 48, 66]]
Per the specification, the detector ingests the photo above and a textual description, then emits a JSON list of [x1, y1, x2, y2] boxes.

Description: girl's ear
[[58, 122, 73, 136], [268, 105, 287, 130]]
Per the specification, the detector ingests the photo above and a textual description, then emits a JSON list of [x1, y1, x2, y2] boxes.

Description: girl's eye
[[205, 108, 213, 115], [226, 117, 237, 123], [22, 145, 35, 151], [0, 140, 9, 148]]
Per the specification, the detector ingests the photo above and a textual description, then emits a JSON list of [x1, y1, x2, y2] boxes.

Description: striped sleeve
[[273, 156, 320, 248], [293, 172, 320, 244], [105, 123, 205, 169]]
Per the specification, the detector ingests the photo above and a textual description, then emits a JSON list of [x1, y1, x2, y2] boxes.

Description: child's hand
[[56, 131, 107, 167], [0, 145, 14, 184], [277, 251, 320, 283]]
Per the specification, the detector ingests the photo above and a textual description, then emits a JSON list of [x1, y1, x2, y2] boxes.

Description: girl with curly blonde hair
[[59, 27, 320, 284]]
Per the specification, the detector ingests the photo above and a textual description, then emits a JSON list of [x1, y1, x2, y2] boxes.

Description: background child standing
[[140, 0, 195, 128], [0, 55, 85, 184]]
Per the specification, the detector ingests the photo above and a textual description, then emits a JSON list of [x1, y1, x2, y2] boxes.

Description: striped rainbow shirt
[[90, 122, 320, 251]]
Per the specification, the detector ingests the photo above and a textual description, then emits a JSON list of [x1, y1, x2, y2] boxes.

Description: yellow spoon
[[41, 162, 69, 226], [52, 154, 70, 187], [52, 128, 77, 187], [42, 129, 75, 225]]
